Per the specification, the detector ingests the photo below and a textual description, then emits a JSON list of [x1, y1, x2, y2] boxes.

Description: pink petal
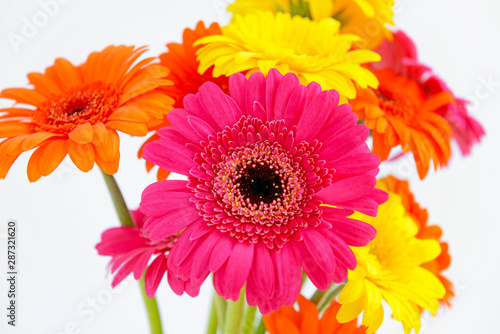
[[228, 73, 248, 113], [322, 231, 357, 270], [275, 72, 301, 121], [184, 282, 201, 297], [321, 135, 361, 162], [96, 227, 146, 254], [249, 242, 275, 299], [314, 105, 357, 143], [305, 81, 322, 105], [187, 115, 216, 140], [145, 256, 169, 297], [182, 93, 221, 131], [302, 228, 335, 274], [265, 69, 283, 120], [315, 175, 377, 204], [191, 230, 224, 287], [198, 82, 238, 129], [130, 209, 146, 229], [209, 235, 235, 272], [168, 220, 205, 267], [156, 127, 193, 149], [168, 109, 206, 143], [271, 243, 302, 307], [140, 180, 191, 217], [145, 206, 200, 241], [329, 153, 381, 174], [143, 139, 195, 176], [324, 217, 376, 247], [133, 248, 156, 280], [246, 72, 267, 120], [223, 241, 255, 301], [167, 270, 186, 296], [283, 85, 307, 127], [294, 243, 333, 290], [295, 90, 333, 142]]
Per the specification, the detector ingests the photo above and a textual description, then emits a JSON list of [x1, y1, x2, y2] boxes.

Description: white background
[[0, 0, 499, 333]]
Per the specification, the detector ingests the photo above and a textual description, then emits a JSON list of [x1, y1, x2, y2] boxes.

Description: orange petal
[[91, 122, 108, 146], [120, 78, 172, 105], [0, 88, 46, 106], [107, 105, 151, 122], [274, 315, 302, 334], [157, 168, 171, 181], [66, 140, 95, 172], [27, 139, 67, 182], [22, 132, 61, 151], [0, 108, 34, 118], [106, 121, 148, 136], [0, 122, 32, 137], [95, 154, 119, 175], [27, 72, 62, 96], [68, 123, 93, 144], [6, 134, 31, 154], [372, 131, 391, 161], [118, 56, 156, 89], [0, 141, 21, 179], [53, 58, 82, 88], [297, 296, 319, 334], [95, 128, 119, 162], [366, 105, 384, 118], [0, 154, 20, 179]]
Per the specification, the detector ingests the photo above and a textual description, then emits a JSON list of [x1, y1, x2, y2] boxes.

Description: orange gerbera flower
[[137, 21, 230, 180], [378, 175, 454, 307], [263, 295, 368, 334], [0, 45, 173, 182], [351, 68, 453, 179]]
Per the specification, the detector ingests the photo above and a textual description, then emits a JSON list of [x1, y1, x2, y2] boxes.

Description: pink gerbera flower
[[96, 209, 196, 298], [140, 69, 387, 313], [374, 30, 485, 155]]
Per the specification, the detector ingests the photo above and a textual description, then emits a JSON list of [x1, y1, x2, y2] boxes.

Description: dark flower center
[[237, 162, 284, 205]]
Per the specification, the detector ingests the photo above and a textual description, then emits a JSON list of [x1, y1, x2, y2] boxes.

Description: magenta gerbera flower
[[96, 209, 196, 298], [140, 69, 387, 313]]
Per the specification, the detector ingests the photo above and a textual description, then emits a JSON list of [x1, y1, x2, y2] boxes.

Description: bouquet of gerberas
[[0, 0, 485, 333]]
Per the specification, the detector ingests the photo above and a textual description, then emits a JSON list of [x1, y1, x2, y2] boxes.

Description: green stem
[[101, 171, 134, 227], [254, 319, 266, 334], [139, 276, 164, 334], [207, 296, 218, 334], [214, 293, 227, 333], [241, 306, 257, 334], [310, 288, 328, 305], [101, 171, 163, 334], [317, 282, 346, 314], [223, 288, 246, 334]]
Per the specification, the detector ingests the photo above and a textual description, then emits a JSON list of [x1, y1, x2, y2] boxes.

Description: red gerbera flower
[[138, 21, 230, 180], [374, 30, 485, 156]]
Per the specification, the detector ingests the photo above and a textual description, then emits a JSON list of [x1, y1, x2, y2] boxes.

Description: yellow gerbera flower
[[227, 0, 395, 49], [336, 190, 445, 334], [195, 11, 379, 99]]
